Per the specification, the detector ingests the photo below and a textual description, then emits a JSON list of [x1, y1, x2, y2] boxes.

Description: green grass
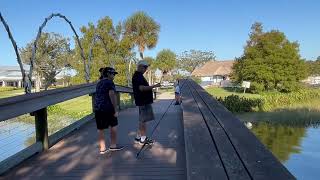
[[206, 87, 261, 99], [58, 95, 92, 116], [206, 87, 320, 127], [237, 99, 320, 127], [3, 90, 135, 136], [0, 89, 24, 99]]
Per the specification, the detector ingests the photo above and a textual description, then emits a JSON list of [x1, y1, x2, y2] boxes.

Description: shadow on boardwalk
[[2, 96, 186, 180]]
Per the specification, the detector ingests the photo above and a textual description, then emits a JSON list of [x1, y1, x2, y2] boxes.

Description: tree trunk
[[140, 52, 144, 59], [128, 59, 132, 86], [148, 70, 152, 85], [35, 73, 41, 92], [44, 84, 48, 91]]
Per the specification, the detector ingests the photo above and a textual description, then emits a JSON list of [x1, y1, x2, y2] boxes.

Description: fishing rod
[[136, 99, 174, 158], [136, 80, 186, 158]]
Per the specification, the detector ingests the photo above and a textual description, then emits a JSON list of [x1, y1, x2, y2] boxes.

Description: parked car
[[160, 81, 174, 89]]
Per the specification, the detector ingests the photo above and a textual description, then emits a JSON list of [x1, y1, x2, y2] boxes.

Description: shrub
[[191, 76, 201, 84], [218, 88, 320, 113], [217, 95, 263, 113], [261, 88, 320, 111]]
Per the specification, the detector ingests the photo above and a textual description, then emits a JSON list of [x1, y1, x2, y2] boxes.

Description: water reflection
[[0, 121, 35, 162], [251, 122, 306, 162], [249, 120, 320, 180]]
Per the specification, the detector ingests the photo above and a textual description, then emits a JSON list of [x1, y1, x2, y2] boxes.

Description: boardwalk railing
[[0, 83, 133, 174], [180, 79, 295, 180]]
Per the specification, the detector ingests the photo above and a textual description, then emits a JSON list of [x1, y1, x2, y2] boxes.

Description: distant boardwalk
[[2, 95, 187, 180]]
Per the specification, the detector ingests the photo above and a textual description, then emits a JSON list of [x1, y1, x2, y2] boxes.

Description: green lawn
[[58, 95, 92, 115], [2, 89, 134, 135], [206, 87, 261, 99], [0, 89, 24, 99]]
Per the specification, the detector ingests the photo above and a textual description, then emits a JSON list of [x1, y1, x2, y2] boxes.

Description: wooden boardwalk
[[2, 94, 187, 180], [0, 80, 295, 180]]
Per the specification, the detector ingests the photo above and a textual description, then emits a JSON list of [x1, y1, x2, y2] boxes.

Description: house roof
[[0, 65, 30, 71], [0, 65, 74, 81], [192, 60, 234, 77]]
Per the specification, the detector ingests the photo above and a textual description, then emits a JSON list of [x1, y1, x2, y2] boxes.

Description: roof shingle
[[192, 60, 234, 76]]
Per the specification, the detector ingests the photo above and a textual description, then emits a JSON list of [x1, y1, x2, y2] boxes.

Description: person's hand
[[114, 111, 119, 117], [153, 83, 161, 88]]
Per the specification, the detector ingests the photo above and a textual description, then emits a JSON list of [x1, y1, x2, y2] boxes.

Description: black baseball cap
[[104, 67, 118, 75], [99, 68, 104, 72]]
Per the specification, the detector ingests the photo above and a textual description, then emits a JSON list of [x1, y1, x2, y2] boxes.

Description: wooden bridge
[[0, 79, 295, 180]]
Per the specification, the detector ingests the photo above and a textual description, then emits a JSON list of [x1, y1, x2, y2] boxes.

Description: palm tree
[[124, 11, 160, 59]]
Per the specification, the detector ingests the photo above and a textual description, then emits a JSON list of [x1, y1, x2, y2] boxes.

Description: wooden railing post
[[130, 93, 135, 107], [34, 108, 49, 150], [116, 92, 121, 110], [90, 93, 96, 112], [153, 88, 158, 100]]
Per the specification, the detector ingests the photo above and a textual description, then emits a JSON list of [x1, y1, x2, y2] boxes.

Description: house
[[0, 65, 69, 88], [0, 65, 34, 88], [192, 60, 234, 86], [302, 76, 320, 86]]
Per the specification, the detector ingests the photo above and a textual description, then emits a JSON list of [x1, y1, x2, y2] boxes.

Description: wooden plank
[[189, 80, 295, 180], [2, 98, 187, 179], [0, 83, 132, 122], [181, 82, 228, 180], [188, 81, 251, 180]]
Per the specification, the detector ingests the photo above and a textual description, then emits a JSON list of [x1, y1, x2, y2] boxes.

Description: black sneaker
[[99, 149, 109, 155], [139, 138, 154, 145], [109, 145, 124, 151], [135, 137, 141, 143]]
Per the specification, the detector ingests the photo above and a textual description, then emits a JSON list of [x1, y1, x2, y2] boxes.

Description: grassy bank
[[206, 87, 320, 127], [0, 89, 24, 99], [236, 99, 320, 127], [206, 87, 261, 99]]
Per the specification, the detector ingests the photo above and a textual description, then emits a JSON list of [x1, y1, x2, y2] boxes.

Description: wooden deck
[[2, 96, 187, 180]]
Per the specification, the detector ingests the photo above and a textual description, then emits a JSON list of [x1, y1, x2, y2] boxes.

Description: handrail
[[0, 82, 133, 122], [180, 79, 295, 179], [0, 82, 134, 175]]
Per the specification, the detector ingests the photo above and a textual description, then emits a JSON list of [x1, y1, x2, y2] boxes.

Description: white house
[[192, 60, 234, 86], [0, 65, 33, 87], [0, 65, 70, 88], [302, 76, 320, 86]]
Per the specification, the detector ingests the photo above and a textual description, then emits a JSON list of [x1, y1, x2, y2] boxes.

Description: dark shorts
[[139, 104, 155, 123], [94, 110, 118, 130], [175, 92, 180, 95]]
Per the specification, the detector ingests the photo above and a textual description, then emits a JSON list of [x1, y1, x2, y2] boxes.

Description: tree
[[71, 16, 135, 85], [178, 49, 215, 73], [155, 49, 177, 80], [144, 56, 157, 84], [20, 32, 71, 91], [306, 58, 320, 76], [231, 22, 308, 93], [124, 11, 160, 59]]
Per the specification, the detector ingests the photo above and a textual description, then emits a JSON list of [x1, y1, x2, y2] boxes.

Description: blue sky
[[0, 0, 320, 65]]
